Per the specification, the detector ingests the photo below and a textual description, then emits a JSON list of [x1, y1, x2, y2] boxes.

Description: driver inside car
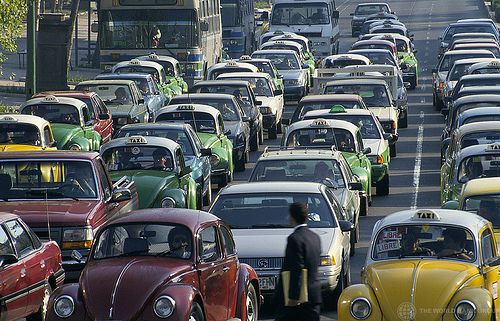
[[400, 230, 434, 257], [167, 226, 192, 259], [61, 166, 96, 198], [437, 228, 472, 260]]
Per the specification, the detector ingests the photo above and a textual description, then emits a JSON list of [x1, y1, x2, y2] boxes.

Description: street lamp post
[[26, 0, 37, 100]]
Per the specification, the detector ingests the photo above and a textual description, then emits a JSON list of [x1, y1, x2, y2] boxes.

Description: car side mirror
[[201, 21, 209, 31], [180, 166, 192, 176], [242, 116, 251, 122], [282, 118, 290, 126], [441, 200, 458, 210], [339, 220, 355, 232], [383, 133, 397, 143], [486, 257, 500, 267], [332, 10, 339, 19], [391, 11, 395, 14], [99, 113, 110, 120], [224, 129, 231, 136], [0, 254, 18, 267], [255, 100, 262, 106], [362, 147, 371, 155], [71, 250, 84, 263], [404, 82, 411, 89], [274, 89, 283, 96], [110, 187, 132, 203], [200, 148, 212, 156], [348, 182, 363, 191]]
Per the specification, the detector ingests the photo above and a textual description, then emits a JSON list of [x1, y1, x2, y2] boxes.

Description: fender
[[211, 147, 230, 171], [161, 188, 187, 208], [67, 136, 91, 151], [338, 284, 382, 321], [88, 131, 102, 151], [46, 283, 83, 321], [187, 177, 198, 209], [234, 263, 260, 320], [442, 287, 493, 321], [351, 166, 370, 195]]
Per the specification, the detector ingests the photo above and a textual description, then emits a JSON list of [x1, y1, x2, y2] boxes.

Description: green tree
[[0, 0, 28, 76]]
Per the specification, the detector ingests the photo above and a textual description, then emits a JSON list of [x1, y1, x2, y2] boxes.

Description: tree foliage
[[0, 0, 28, 75]]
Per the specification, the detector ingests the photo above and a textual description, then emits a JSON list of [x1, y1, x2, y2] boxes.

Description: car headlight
[[154, 296, 175, 318], [68, 144, 81, 151], [454, 300, 476, 321], [319, 255, 335, 266], [54, 295, 75, 318], [161, 197, 176, 208], [210, 154, 220, 166], [350, 297, 371, 320], [62, 227, 93, 249]]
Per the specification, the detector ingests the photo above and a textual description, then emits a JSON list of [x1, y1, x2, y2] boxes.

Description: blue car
[[95, 73, 167, 121], [113, 122, 213, 207]]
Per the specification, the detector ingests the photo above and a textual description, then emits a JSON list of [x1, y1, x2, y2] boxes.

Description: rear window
[[156, 111, 217, 134]]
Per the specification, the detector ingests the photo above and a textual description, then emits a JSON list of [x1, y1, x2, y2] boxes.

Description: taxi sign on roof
[[329, 105, 346, 113], [43, 95, 59, 103], [148, 53, 159, 60], [283, 34, 293, 38], [487, 143, 500, 151], [129, 59, 141, 65], [489, 61, 500, 67], [0, 115, 18, 122], [311, 119, 330, 127], [413, 210, 440, 220], [177, 105, 195, 110], [274, 41, 285, 44], [127, 136, 148, 144], [225, 61, 238, 67], [240, 55, 251, 60]]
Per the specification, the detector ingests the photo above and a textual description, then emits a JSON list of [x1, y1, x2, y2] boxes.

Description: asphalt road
[[231, 0, 491, 319]]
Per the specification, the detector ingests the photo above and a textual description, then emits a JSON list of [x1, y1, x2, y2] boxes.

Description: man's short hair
[[289, 202, 308, 224], [443, 228, 467, 245]]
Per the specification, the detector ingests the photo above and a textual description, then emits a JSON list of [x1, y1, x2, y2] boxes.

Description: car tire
[[350, 229, 356, 257], [203, 177, 212, 206], [269, 123, 278, 139], [390, 144, 397, 158], [27, 285, 52, 321], [376, 173, 390, 196], [235, 148, 247, 172], [190, 302, 205, 321], [245, 284, 259, 321], [332, 255, 350, 305], [259, 126, 264, 144], [250, 130, 259, 151], [359, 195, 368, 216], [411, 75, 418, 89], [219, 172, 229, 188], [399, 110, 408, 128]]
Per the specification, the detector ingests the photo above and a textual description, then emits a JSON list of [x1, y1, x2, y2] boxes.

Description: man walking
[[275, 202, 322, 321]]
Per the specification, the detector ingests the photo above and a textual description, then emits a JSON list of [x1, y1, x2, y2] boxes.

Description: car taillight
[[377, 155, 384, 164], [439, 81, 444, 90]]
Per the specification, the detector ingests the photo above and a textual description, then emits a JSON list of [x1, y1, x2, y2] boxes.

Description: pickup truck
[[0, 151, 139, 281]]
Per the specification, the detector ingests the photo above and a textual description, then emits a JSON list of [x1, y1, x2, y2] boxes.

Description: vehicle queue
[[2, 1, 500, 321]]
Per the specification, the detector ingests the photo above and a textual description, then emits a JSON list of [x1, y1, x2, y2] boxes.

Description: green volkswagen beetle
[[390, 34, 419, 88], [136, 54, 189, 94], [100, 135, 198, 209], [155, 104, 235, 188], [282, 118, 373, 214], [21, 95, 102, 151]]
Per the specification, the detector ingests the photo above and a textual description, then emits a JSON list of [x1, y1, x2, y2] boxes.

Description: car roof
[[209, 61, 259, 71], [157, 104, 221, 117], [353, 39, 395, 46], [217, 72, 272, 79], [259, 147, 344, 160], [457, 86, 500, 94], [136, 54, 180, 64], [287, 118, 360, 134], [22, 96, 87, 109], [462, 177, 500, 197], [450, 21, 496, 27], [300, 94, 362, 103], [0, 114, 50, 128], [112, 59, 163, 71], [349, 48, 394, 54], [101, 135, 180, 152], [324, 54, 371, 62], [454, 94, 500, 106], [0, 151, 99, 160], [443, 49, 494, 56], [305, 108, 373, 118], [325, 78, 388, 86], [468, 59, 500, 71], [118, 122, 191, 132], [454, 43, 498, 48], [459, 74, 500, 81], [455, 121, 500, 136], [0, 213, 20, 223], [103, 208, 221, 231], [371, 24, 407, 31], [451, 57, 497, 66], [252, 49, 298, 56], [218, 182, 325, 195], [375, 209, 488, 235], [356, 3, 390, 7], [95, 73, 152, 80], [271, 33, 310, 43], [452, 32, 497, 38], [261, 40, 303, 49], [458, 142, 500, 159], [459, 107, 500, 118], [36, 91, 96, 99], [171, 93, 236, 101], [77, 79, 135, 86], [192, 80, 251, 87], [238, 57, 274, 64]]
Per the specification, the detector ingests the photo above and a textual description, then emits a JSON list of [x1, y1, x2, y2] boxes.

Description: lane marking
[[411, 111, 425, 209]]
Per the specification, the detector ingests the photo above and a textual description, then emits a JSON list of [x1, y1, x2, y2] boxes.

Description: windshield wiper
[[251, 224, 290, 228], [27, 190, 79, 201]]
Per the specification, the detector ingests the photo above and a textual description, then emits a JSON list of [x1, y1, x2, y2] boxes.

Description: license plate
[[259, 276, 276, 290]]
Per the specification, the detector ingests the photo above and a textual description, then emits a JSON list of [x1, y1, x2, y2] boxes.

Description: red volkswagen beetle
[[0, 213, 64, 321], [46, 208, 261, 321]]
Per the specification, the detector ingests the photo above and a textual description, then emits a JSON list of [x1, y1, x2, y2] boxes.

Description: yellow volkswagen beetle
[[0, 114, 57, 151], [339, 209, 500, 321]]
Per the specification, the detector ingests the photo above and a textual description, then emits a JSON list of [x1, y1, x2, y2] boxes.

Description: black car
[[359, 13, 399, 35], [350, 3, 394, 37], [190, 80, 263, 151], [169, 93, 251, 171]]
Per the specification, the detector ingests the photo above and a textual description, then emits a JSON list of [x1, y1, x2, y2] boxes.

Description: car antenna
[[45, 189, 52, 241]]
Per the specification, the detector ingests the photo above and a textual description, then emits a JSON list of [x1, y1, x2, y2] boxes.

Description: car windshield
[[463, 115, 500, 125], [449, 63, 475, 81], [440, 53, 495, 72], [355, 4, 388, 16], [458, 154, 500, 183], [286, 128, 356, 153], [297, 101, 364, 120], [353, 43, 392, 51], [395, 39, 409, 52], [271, 2, 330, 25], [460, 132, 500, 149], [352, 52, 395, 66], [156, 111, 217, 134], [324, 84, 391, 107], [372, 224, 475, 262], [0, 124, 42, 146], [21, 104, 80, 125], [210, 68, 254, 80], [246, 61, 277, 78], [451, 103, 500, 127], [210, 193, 335, 229], [444, 25, 497, 42], [75, 84, 133, 106], [250, 159, 346, 187], [371, 28, 404, 36], [252, 53, 300, 70], [102, 146, 175, 172], [0, 160, 97, 200], [305, 114, 381, 139], [464, 195, 500, 228], [114, 66, 161, 83], [471, 67, 500, 74], [194, 85, 251, 101], [115, 128, 194, 155], [170, 98, 240, 121], [93, 223, 193, 260], [323, 59, 368, 68], [221, 77, 272, 97]]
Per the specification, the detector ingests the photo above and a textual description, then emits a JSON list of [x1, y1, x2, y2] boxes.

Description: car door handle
[[222, 266, 230, 272]]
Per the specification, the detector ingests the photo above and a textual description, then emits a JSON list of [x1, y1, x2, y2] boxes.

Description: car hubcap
[[246, 293, 255, 321]]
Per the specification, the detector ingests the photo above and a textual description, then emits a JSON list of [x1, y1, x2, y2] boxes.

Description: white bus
[[98, 0, 222, 86], [221, 0, 255, 59], [269, 0, 340, 58]]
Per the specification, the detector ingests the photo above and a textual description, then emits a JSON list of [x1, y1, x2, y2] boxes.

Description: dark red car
[[46, 208, 261, 321], [0, 213, 64, 321], [35, 91, 114, 143], [0, 151, 139, 281]]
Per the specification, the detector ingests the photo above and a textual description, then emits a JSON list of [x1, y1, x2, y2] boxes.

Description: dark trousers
[[275, 303, 321, 321]]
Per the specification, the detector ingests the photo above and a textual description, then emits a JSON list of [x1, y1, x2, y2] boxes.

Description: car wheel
[[235, 149, 246, 172], [268, 123, 278, 139], [219, 172, 229, 188], [390, 144, 397, 158], [359, 195, 368, 216], [376, 173, 390, 196], [349, 229, 356, 257], [411, 75, 418, 89], [399, 110, 408, 128], [203, 177, 212, 206], [27, 285, 52, 321], [250, 130, 259, 151], [245, 284, 259, 321], [189, 302, 205, 321]]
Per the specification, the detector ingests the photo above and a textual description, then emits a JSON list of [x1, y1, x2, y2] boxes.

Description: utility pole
[[26, 0, 37, 100]]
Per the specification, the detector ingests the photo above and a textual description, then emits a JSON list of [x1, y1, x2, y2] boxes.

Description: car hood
[[232, 228, 334, 257], [365, 139, 383, 156], [51, 123, 81, 149], [197, 132, 221, 149], [0, 145, 51, 151], [81, 257, 193, 321], [0, 200, 100, 227], [366, 260, 479, 321], [369, 107, 396, 121], [109, 170, 176, 208], [279, 69, 306, 81]]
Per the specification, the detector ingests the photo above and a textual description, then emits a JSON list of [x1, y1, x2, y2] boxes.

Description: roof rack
[[262, 146, 337, 155]]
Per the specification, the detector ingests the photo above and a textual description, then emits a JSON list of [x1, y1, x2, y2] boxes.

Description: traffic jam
[[2, 0, 500, 320]]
